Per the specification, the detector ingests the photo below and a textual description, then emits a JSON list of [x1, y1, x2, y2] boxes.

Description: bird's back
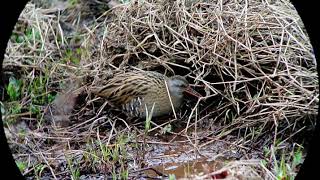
[[92, 71, 175, 118]]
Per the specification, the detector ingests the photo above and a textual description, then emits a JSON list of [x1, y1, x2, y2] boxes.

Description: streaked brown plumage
[[91, 71, 198, 118]]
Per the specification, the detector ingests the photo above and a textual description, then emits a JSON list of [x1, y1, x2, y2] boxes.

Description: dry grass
[[83, 0, 318, 145], [1, 0, 318, 179]]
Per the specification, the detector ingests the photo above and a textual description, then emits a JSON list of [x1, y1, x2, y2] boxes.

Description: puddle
[[138, 138, 236, 179], [146, 158, 226, 178], [126, 129, 254, 179]]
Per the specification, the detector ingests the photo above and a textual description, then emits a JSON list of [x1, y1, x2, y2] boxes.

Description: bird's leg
[[124, 114, 140, 124]]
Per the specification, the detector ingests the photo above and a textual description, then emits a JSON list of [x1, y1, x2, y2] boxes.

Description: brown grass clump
[[83, 0, 318, 142], [1, 0, 318, 179]]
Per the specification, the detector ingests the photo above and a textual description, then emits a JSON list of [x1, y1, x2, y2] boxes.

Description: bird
[[91, 70, 201, 119]]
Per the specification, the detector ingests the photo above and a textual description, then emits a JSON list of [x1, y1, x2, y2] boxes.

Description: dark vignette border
[[0, 0, 30, 178], [290, 1, 320, 179], [0, 0, 318, 179]]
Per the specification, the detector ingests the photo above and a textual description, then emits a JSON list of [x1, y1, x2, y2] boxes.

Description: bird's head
[[167, 75, 202, 99]]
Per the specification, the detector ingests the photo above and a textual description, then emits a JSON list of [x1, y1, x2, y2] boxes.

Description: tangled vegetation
[[1, 0, 317, 179]]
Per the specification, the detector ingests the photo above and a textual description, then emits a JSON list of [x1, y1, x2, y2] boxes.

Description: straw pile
[[81, 0, 318, 143]]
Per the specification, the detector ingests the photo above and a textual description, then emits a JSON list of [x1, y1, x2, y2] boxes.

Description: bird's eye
[[179, 84, 188, 88]]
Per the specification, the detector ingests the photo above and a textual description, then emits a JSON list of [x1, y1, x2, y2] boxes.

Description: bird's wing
[[91, 71, 164, 105]]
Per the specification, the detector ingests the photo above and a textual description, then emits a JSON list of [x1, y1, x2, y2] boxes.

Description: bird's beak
[[184, 86, 202, 98]]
